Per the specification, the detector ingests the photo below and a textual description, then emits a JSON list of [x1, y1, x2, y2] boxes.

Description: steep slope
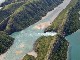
[[0, 0, 64, 55], [0, 31, 14, 55], [0, 0, 28, 6], [0, 0, 64, 34], [0, 2, 24, 30], [45, 0, 80, 36], [23, 35, 68, 60], [63, 0, 80, 36], [22, 0, 80, 60]]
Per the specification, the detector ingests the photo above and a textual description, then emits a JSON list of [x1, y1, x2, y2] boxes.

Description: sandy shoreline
[[27, 50, 37, 58], [0, 53, 6, 60], [0, 0, 71, 60], [33, 21, 51, 30]]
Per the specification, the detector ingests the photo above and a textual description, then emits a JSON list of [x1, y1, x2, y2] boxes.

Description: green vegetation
[[23, 0, 80, 60], [63, 0, 80, 36], [8, 0, 63, 34], [0, 31, 14, 55], [23, 35, 68, 60], [23, 36, 56, 60], [0, 0, 28, 6], [1, 0, 80, 60], [0, 0, 63, 35], [34, 35, 68, 60], [23, 54, 36, 60], [0, 0, 64, 56], [44, 0, 79, 36], [34, 36, 56, 60], [49, 36, 68, 60], [0, 2, 24, 23]]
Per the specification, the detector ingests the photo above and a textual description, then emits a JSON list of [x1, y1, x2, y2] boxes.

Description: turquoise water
[[0, 0, 71, 60], [66, 30, 80, 60]]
